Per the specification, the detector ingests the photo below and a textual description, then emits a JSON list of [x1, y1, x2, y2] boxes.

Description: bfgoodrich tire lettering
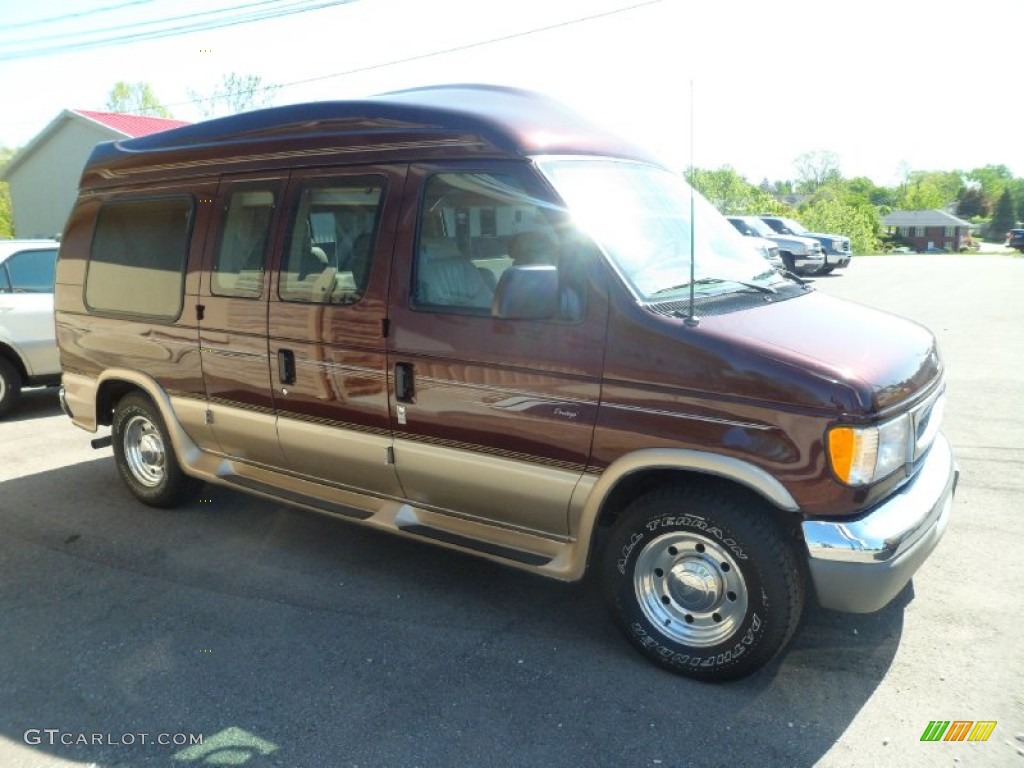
[[112, 392, 203, 508], [602, 484, 804, 682]]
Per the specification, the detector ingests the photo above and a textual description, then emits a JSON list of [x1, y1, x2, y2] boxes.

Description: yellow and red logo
[[920, 721, 997, 742]]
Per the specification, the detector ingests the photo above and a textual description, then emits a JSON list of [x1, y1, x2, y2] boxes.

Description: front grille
[[911, 386, 946, 460]]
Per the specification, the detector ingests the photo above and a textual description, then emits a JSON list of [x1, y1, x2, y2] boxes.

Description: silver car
[[0, 239, 61, 417], [726, 216, 824, 275]]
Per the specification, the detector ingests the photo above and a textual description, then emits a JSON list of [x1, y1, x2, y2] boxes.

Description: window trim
[[84, 193, 195, 322]]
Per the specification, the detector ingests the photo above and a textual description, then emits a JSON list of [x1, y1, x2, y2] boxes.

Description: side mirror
[[491, 265, 558, 320]]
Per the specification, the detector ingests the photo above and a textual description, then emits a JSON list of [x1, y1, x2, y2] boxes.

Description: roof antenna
[[684, 78, 699, 327]]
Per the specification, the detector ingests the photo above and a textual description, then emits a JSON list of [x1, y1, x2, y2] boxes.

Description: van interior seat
[[418, 238, 494, 309]]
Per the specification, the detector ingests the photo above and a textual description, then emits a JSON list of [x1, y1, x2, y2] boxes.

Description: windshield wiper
[[652, 277, 776, 296]]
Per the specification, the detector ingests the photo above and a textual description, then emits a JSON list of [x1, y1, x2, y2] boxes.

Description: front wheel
[[112, 392, 203, 507], [602, 484, 804, 682]]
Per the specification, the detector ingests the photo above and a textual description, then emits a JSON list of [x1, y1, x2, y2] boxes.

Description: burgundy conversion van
[[55, 85, 956, 681]]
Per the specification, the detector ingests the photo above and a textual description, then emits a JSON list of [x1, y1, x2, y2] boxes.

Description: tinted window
[[212, 188, 274, 298], [86, 197, 192, 319], [2, 249, 57, 293], [279, 178, 384, 305]]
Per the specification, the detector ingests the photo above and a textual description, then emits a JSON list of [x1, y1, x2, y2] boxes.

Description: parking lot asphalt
[[1, 254, 1022, 767]]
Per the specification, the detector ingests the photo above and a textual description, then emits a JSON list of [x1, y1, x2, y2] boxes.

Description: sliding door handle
[[394, 362, 415, 403], [278, 349, 296, 385]]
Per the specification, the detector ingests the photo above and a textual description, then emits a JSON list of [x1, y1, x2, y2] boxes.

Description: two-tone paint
[[56, 85, 954, 610]]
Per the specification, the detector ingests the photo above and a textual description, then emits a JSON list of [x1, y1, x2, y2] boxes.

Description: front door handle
[[395, 362, 415, 403], [278, 349, 296, 385]]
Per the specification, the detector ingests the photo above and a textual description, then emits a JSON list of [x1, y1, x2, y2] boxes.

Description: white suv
[[0, 240, 61, 417]]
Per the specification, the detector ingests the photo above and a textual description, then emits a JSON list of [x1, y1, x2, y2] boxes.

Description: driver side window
[[412, 172, 584, 321]]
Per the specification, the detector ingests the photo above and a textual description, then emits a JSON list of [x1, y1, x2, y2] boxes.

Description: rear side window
[[86, 197, 193, 319], [212, 188, 275, 298], [1, 249, 58, 293]]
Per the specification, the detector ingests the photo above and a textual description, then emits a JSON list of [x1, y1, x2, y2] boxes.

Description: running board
[[398, 523, 552, 566], [223, 475, 372, 520]]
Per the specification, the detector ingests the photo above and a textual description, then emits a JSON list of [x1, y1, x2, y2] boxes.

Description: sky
[[1, 0, 1021, 186]]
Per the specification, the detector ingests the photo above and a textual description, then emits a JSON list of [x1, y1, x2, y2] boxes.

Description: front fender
[[565, 448, 799, 580]]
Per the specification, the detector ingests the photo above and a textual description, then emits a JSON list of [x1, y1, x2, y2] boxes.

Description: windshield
[[735, 216, 776, 238], [537, 158, 779, 301], [778, 217, 808, 235]]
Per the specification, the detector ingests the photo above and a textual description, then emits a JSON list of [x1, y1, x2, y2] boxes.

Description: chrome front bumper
[[802, 431, 957, 613], [793, 255, 824, 271]]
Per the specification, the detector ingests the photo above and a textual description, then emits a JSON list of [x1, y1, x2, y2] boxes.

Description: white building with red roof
[[1, 109, 190, 238]]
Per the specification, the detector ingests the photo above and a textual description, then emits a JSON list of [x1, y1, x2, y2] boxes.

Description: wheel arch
[[573, 449, 802, 579], [0, 342, 28, 381], [92, 369, 204, 469]]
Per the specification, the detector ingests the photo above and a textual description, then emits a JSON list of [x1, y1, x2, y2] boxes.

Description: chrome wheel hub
[[123, 415, 165, 488], [634, 531, 748, 647]]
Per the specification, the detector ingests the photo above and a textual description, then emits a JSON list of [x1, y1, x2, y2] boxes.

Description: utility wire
[[3, 0, 157, 32], [158, 0, 666, 110], [0, 0, 357, 61], [0, 0, 664, 124], [2, 0, 316, 44]]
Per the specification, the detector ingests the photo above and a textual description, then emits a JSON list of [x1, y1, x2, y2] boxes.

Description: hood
[[700, 292, 941, 414], [804, 231, 849, 243], [768, 234, 820, 250]]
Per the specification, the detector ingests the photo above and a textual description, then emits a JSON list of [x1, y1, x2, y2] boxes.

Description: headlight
[[828, 414, 911, 486]]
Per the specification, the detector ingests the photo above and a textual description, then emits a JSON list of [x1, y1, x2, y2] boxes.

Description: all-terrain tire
[[602, 484, 804, 682]]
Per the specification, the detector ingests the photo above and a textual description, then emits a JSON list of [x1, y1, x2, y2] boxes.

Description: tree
[[685, 165, 790, 215], [0, 183, 12, 238], [188, 73, 280, 119], [989, 190, 1016, 240], [956, 186, 989, 218], [797, 193, 881, 255], [966, 165, 1013, 207], [106, 81, 172, 117], [1011, 178, 1024, 226], [793, 150, 841, 193], [900, 178, 949, 210], [0, 147, 15, 238], [845, 176, 897, 207]]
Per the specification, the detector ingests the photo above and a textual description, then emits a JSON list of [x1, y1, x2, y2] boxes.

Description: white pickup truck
[[0, 239, 61, 417], [726, 216, 825, 275]]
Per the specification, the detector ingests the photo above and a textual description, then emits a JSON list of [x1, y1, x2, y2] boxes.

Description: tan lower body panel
[[190, 454, 588, 581], [62, 375, 594, 581], [391, 437, 582, 538]]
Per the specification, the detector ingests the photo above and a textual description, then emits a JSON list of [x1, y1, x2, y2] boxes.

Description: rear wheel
[[112, 392, 203, 507], [0, 357, 23, 418], [602, 484, 804, 682]]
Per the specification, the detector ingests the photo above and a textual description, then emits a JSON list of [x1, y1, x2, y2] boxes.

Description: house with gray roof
[[881, 209, 972, 252], [1, 109, 189, 238]]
